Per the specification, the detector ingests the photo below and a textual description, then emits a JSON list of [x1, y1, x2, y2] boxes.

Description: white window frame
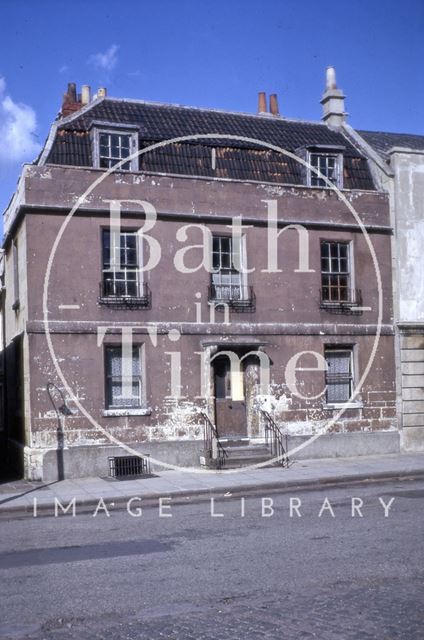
[[211, 234, 248, 301], [104, 343, 146, 410], [323, 346, 362, 408], [307, 151, 343, 189], [102, 229, 144, 298], [93, 128, 138, 171], [320, 240, 354, 304]]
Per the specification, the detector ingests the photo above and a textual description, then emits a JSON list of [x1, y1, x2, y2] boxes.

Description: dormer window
[[93, 128, 138, 171], [306, 147, 344, 189]]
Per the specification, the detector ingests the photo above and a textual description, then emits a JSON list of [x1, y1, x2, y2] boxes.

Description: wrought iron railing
[[201, 412, 228, 469], [261, 410, 288, 467], [208, 284, 256, 312], [98, 280, 151, 309], [320, 288, 362, 313]]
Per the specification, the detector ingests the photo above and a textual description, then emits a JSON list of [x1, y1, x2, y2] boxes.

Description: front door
[[214, 354, 247, 438]]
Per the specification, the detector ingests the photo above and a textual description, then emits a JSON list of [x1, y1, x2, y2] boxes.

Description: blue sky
[[0, 0, 423, 224]]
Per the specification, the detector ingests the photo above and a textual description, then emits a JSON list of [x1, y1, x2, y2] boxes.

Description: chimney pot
[[269, 93, 280, 116], [97, 87, 107, 98], [326, 66, 337, 90], [258, 91, 267, 114], [81, 85, 91, 105], [320, 66, 347, 129]]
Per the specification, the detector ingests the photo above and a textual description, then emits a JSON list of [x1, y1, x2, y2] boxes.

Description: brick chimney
[[61, 83, 83, 118], [320, 66, 347, 129]]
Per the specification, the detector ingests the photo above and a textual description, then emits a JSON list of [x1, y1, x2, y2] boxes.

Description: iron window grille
[[325, 348, 354, 404], [105, 345, 143, 409], [309, 152, 342, 188]]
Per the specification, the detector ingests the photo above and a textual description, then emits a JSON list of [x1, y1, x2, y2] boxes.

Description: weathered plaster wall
[[26, 330, 396, 449], [391, 151, 424, 322], [390, 151, 424, 451]]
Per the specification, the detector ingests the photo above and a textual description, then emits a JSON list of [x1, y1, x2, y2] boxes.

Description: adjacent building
[[348, 128, 424, 452]]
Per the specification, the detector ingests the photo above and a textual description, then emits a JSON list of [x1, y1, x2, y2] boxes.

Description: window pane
[[221, 252, 231, 269], [327, 382, 350, 403], [221, 237, 231, 253], [339, 244, 348, 259], [330, 243, 339, 258], [106, 348, 122, 376], [111, 138, 120, 157]]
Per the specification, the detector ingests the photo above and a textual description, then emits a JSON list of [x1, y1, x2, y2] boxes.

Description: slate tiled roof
[[45, 98, 375, 189], [359, 130, 424, 159]]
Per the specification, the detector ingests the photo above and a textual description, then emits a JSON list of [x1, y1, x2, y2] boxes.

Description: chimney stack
[[67, 82, 77, 102], [269, 93, 280, 116], [258, 91, 267, 114], [320, 66, 347, 129], [61, 82, 82, 118]]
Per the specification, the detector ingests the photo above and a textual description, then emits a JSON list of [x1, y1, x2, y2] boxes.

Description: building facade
[[2, 74, 398, 480]]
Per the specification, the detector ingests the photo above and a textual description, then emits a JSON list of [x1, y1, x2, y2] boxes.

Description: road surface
[[0, 478, 423, 639]]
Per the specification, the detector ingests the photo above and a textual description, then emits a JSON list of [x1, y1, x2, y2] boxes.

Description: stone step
[[200, 442, 278, 469], [223, 444, 275, 469], [218, 437, 250, 448], [224, 455, 276, 469], [225, 446, 271, 458]]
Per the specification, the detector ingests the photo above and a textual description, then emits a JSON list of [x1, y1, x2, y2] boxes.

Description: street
[[0, 478, 423, 639]]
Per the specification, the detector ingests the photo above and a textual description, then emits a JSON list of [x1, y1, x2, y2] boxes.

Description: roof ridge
[[358, 128, 424, 138], [94, 96, 327, 128]]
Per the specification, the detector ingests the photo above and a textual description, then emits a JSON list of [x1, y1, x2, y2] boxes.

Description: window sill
[[103, 407, 152, 417], [322, 402, 363, 410]]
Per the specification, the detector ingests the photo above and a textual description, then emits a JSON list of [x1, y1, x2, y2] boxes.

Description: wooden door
[[214, 354, 247, 438]]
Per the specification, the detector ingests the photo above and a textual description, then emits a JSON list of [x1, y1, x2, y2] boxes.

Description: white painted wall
[[391, 150, 424, 322]]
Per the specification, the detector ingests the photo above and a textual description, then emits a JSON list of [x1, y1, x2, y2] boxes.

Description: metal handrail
[[201, 411, 227, 469], [261, 410, 288, 467]]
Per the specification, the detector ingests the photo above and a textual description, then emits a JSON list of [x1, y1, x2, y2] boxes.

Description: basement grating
[[108, 455, 151, 479]]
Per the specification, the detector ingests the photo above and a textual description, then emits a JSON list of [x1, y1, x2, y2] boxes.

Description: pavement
[[0, 451, 423, 517]]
